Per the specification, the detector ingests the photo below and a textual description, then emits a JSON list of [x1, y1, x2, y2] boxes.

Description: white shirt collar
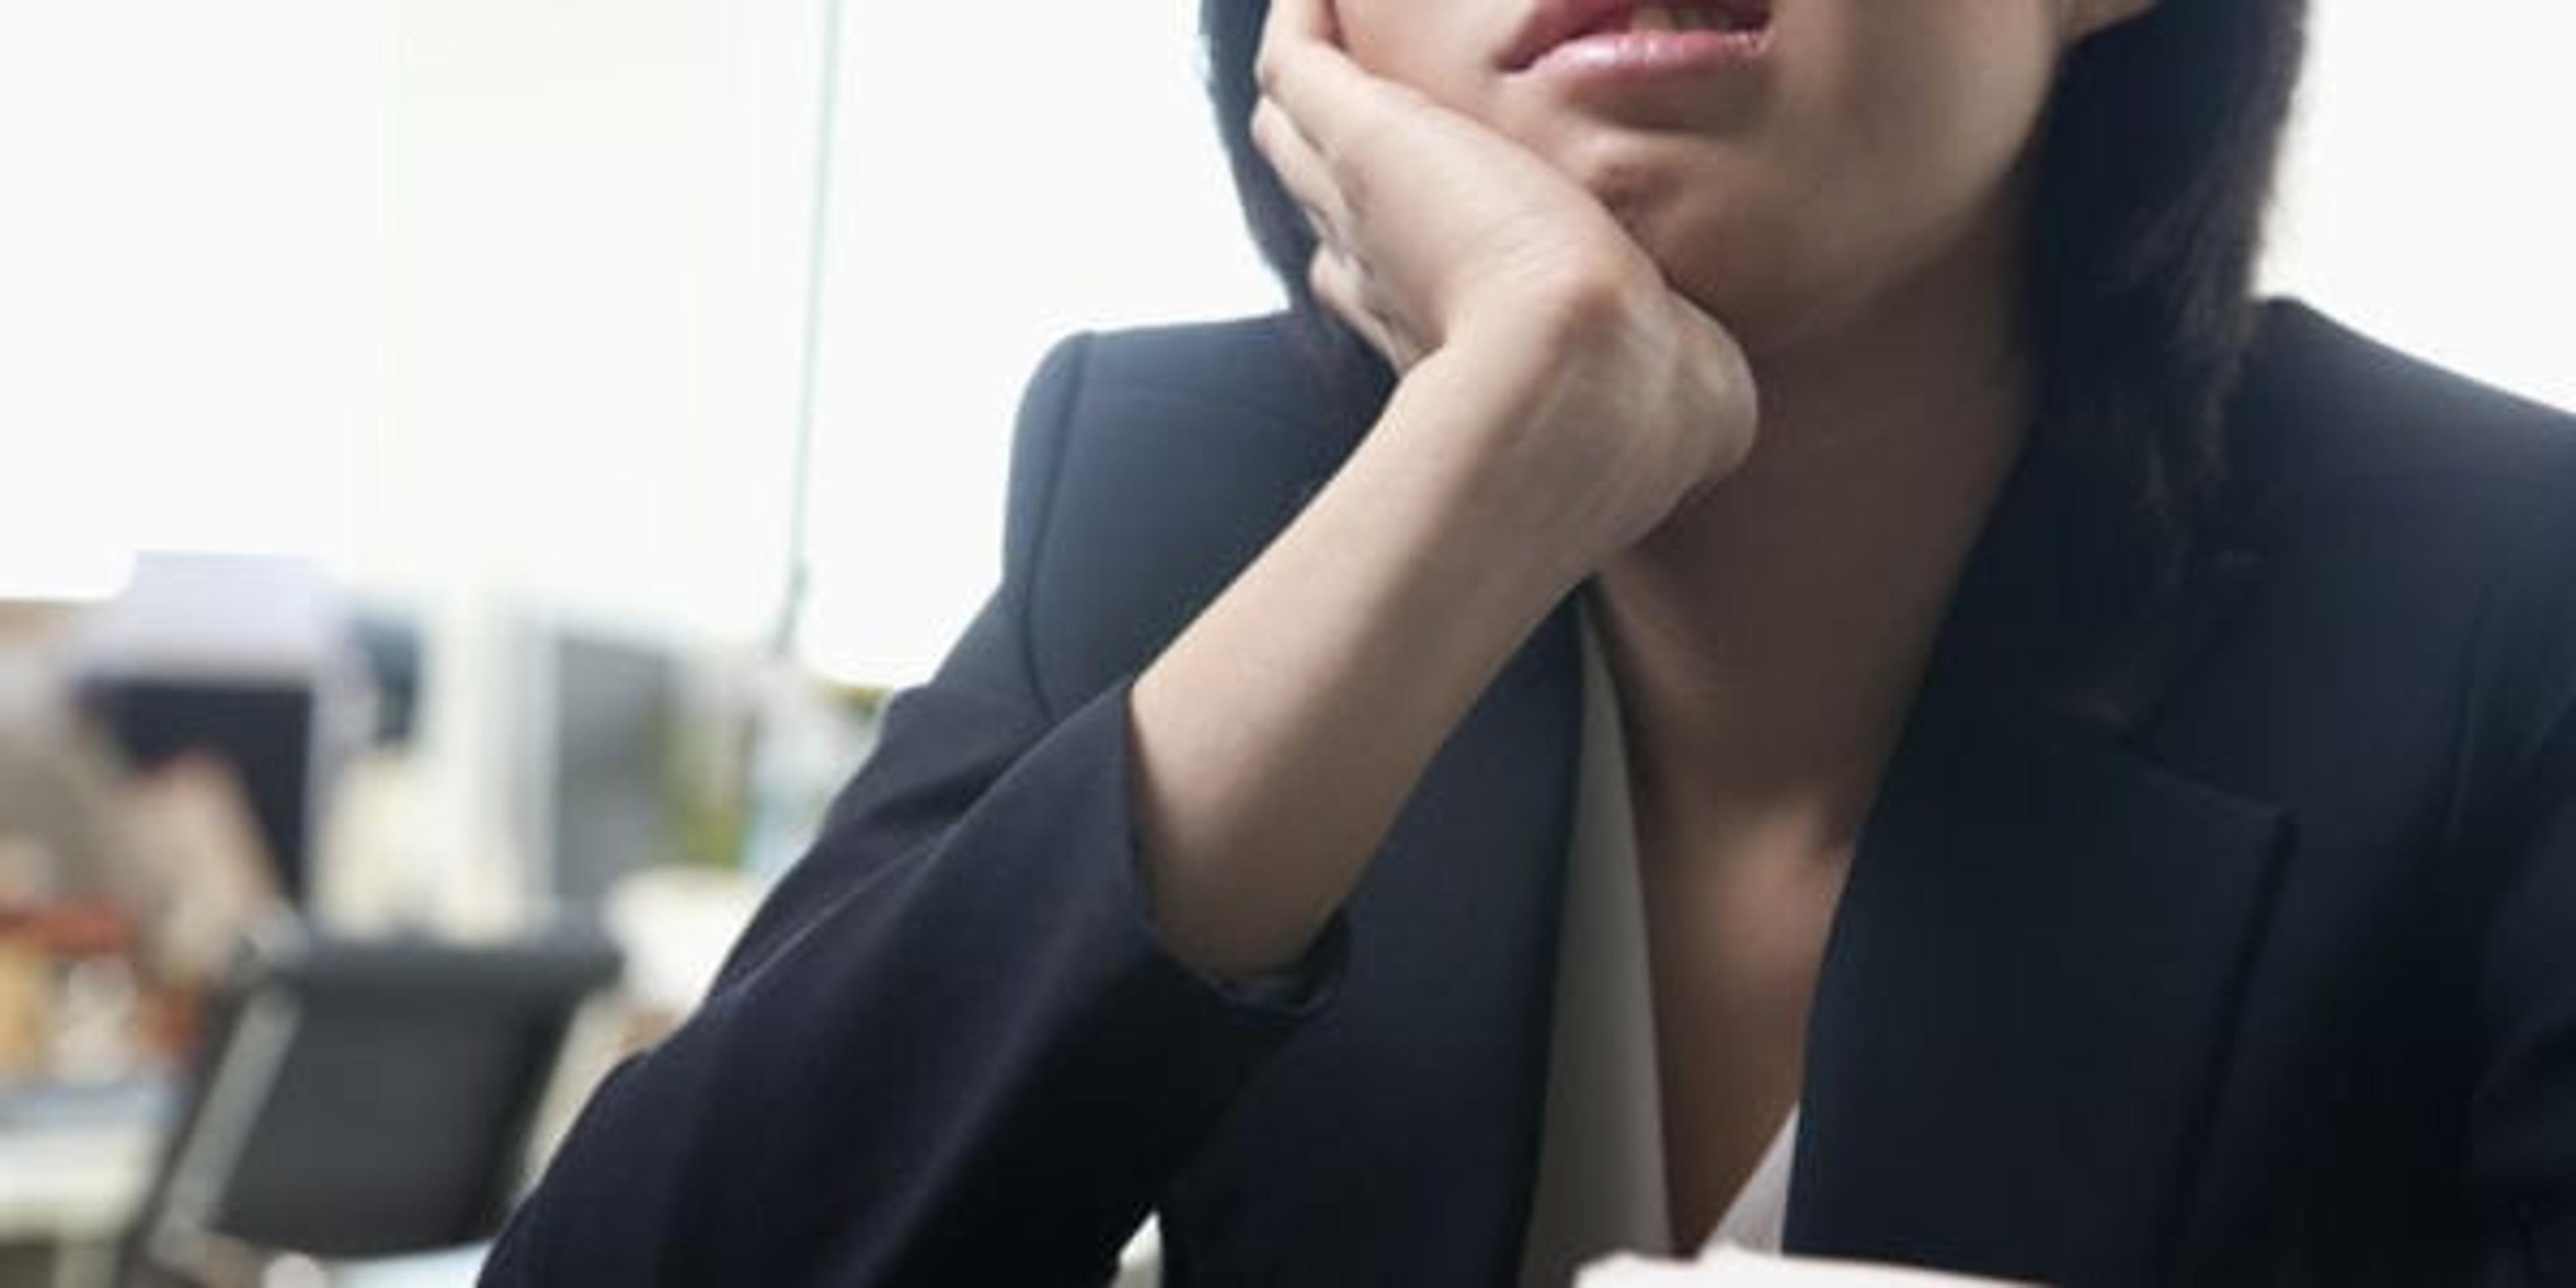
[[1519, 610, 1796, 1286]]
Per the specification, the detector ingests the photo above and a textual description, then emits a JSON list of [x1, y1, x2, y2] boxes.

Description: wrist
[[1366, 349, 1640, 585]]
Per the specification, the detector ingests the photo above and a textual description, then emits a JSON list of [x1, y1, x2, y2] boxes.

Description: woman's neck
[[1593, 226, 2030, 841]]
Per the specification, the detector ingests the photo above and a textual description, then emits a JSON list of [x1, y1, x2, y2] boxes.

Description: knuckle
[[1520, 258, 1638, 333], [1332, 170, 1374, 223], [1322, 122, 1397, 212], [1305, 254, 1340, 301], [1295, 201, 1336, 247], [1307, 248, 1356, 303], [1249, 100, 1289, 158]]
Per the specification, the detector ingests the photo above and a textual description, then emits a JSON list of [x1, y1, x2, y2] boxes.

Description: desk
[[0, 1114, 490, 1288], [0, 1117, 157, 1244], [0, 1095, 160, 1288]]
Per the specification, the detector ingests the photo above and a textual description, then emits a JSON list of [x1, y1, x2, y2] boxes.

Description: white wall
[[0, 1, 395, 595], [378, 0, 827, 916], [0, 0, 823, 627], [794, 0, 1281, 684], [2262, 5, 2576, 409], [385, 0, 812, 633]]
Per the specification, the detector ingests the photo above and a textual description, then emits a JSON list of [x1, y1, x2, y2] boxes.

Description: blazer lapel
[[1786, 449, 2290, 1284], [1786, 682, 2293, 1285]]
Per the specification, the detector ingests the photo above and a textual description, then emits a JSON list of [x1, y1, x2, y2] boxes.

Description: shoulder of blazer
[[2231, 299, 2576, 502], [2218, 298, 2576, 810], [1002, 315, 1378, 717]]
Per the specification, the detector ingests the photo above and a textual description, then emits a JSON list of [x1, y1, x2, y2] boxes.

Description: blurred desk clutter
[[2, 554, 882, 1286]]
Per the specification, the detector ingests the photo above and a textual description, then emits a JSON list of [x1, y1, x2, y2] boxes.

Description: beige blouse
[[1518, 616, 1798, 1287]]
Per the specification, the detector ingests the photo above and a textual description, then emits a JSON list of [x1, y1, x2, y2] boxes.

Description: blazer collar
[[1921, 427, 2269, 739], [1774, 441, 2292, 1282], [1516, 433, 2289, 1281], [1784, 678, 2294, 1283]]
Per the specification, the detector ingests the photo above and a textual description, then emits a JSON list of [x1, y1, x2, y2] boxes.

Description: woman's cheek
[[1332, 6, 1479, 101]]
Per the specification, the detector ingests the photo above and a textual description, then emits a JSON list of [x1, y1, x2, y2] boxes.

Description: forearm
[[1131, 354, 1608, 978]]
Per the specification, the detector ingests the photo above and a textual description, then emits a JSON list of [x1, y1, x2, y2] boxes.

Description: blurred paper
[[117, 755, 284, 983], [1576, 1245, 2026, 1287]]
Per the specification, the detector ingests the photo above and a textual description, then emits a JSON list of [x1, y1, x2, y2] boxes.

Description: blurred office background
[[0, 1, 2567, 1284]]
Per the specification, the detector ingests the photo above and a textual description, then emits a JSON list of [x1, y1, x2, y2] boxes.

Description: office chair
[[120, 929, 622, 1287]]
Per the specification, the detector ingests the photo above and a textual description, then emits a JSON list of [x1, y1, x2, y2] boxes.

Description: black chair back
[[126, 930, 621, 1283]]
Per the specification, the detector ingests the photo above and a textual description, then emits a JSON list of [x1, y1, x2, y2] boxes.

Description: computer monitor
[[505, 616, 696, 910]]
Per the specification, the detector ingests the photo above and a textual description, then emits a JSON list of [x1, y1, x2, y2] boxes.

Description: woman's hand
[[1254, 0, 1760, 560]]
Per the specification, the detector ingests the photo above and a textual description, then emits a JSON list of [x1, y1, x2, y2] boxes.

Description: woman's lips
[[1504, 1, 1776, 76]]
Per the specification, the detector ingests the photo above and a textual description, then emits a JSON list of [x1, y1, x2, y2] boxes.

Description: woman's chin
[[1643, 240, 1813, 355]]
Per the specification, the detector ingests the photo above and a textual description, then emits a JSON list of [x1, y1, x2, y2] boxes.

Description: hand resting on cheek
[[1254, 0, 1759, 557]]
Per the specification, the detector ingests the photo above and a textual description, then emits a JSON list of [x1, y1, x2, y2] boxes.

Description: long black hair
[[1199, 0, 2309, 607]]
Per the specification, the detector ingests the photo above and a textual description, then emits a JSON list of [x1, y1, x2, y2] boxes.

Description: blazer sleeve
[[482, 335, 1346, 1286], [2480, 711, 2576, 1284], [2469, 452, 2576, 1285]]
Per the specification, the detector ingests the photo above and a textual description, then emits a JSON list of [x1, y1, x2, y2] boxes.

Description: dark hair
[[1199, 0, 2309, 600]]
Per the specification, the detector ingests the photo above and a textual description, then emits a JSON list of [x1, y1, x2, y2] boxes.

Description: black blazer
[[485, 302, 2576, 1286]]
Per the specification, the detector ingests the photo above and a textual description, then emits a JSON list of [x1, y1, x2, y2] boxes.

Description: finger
[[1308, 249, 1398, 364], [1257, 0, 1416, 168], [1251, 96, 1350, 244], [1309, 248, 1423, 372], [1258, 0, 1338, 85]]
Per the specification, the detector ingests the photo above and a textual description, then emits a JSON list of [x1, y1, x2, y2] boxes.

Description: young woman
[[486, 0, 2576, 1282]]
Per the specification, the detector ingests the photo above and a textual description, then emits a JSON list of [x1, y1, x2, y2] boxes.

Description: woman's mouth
[[1504, 0, 1776, 76]]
